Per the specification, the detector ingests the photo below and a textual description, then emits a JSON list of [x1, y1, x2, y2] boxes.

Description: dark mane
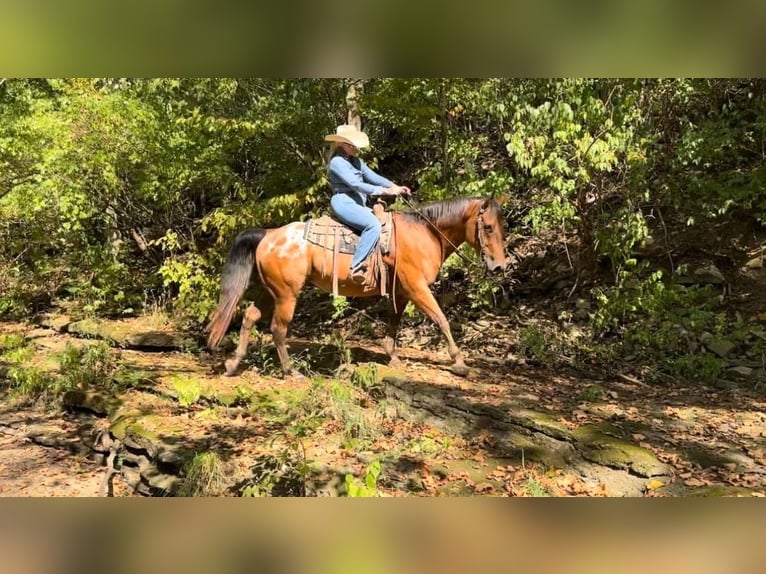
[[399, 196, 496, 227]]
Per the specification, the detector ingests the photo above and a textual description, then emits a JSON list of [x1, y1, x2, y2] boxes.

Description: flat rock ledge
[[36, 315, 189, 352], [381, 376, 671, 497]]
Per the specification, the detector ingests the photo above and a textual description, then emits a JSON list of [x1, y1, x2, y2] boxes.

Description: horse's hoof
[[224, 359, 240, 376], [285, 369, 306, 381], [449, 363, 470, 377]]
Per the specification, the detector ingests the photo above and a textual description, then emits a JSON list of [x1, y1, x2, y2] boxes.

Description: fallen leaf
[[474, 482, 494, 493], [684, 478, 705, 487], [647, 479, 665, 490], [631, 433, 646, 441]]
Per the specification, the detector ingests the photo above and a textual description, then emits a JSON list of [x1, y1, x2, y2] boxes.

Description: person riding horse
[[325, 124, 411, 283]]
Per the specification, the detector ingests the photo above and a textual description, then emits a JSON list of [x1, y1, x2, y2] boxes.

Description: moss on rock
[[573, 424, 669, 478]]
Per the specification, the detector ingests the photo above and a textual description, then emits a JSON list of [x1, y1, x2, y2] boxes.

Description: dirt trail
[[0, 405, 133, 496], [1, 315, 765, 497]]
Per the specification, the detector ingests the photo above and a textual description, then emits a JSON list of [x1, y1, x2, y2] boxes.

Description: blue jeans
[[330, 193, 381, 269]]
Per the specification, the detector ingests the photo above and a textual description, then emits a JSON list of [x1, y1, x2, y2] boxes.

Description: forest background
[[2, 78, 765, 382]]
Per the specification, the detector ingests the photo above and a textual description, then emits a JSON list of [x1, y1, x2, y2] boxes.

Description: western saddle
[[303, 199, 393, 296]]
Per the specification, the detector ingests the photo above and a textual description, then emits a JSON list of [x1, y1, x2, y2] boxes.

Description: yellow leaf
[[647, 479, 665, 490]]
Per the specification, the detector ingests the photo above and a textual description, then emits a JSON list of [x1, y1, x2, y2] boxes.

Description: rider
[[325, 124, 411, 283]]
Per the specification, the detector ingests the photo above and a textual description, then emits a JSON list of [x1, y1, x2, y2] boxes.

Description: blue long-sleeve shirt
[[328, 155, 393, 206]]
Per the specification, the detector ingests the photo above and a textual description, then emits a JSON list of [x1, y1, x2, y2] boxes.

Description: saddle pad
[[303, 213, 393, 256], [303, 215, 359, 255]]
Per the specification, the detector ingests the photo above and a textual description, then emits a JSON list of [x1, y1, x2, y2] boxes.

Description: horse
[[206, 195, 509, 377]]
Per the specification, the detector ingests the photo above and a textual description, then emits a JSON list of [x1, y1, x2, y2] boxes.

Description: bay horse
[[207, 196, 509, 377]]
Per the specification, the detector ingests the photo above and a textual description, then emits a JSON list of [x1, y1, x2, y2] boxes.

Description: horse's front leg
[[224, 304, 262, 376], [406, 282, 469, 376], [383, 292, 409, 367]]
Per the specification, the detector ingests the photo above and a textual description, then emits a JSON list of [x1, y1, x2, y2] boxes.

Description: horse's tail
[[207, 228, 267, 349]]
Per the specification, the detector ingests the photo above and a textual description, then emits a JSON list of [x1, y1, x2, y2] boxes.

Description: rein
[[398, 196, 509, 291], [399, 195, 480, 269]]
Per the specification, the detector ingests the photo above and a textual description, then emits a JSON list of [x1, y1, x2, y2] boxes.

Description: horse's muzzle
[[484, 257, 507, 273]]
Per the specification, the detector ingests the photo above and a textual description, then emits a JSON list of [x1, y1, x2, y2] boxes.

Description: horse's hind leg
[[271, 295, 300, 377], [224, 304, 262, 376]]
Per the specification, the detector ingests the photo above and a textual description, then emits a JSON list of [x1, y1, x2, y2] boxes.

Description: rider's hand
[[387, 185, 411, 197]]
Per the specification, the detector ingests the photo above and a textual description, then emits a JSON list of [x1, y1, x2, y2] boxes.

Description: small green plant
[[58, 341, 119, 390], [171, 375, 202, 407], [519, 325, 561, 366], [6, 366, 56, 399], [350, 363, 379, 391], [216, 384, 254, 407], [578, 383, 604, 403], [1, 333, 34, 365], [330, 380, 374, 447], [331, 294, 351, 320], [661, 353, 726, 385], [407, 434, 451, 456], [240, 441, 313, 497], [179, 451, 225, 497], [522, 476, 550, 497], [1, 334, 62, 400], [0, 333, 27, 353], [248, 383, 326, 437], [345, 460, 382, 497], [329, 332, 352, 368]]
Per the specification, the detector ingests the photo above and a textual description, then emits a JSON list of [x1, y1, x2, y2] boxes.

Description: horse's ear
[[493, 193, 509, 207]]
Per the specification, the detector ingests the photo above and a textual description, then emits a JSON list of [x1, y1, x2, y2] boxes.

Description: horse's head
[[469, 197, 508, 272]]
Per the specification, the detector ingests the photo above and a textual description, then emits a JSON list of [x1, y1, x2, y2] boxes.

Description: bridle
[[399, 196, 496, 271], [476, 202, 489, 263]]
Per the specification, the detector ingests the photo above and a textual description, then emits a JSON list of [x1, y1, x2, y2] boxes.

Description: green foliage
[[329, 380, 376, 448], [58, 341, 119, 390], [2, 78, 766, 335], [5, 366, 56, 399], [345, 460, 382, 497], [215, 385, 253, 408], [1, 333, 34, 364], [661, 354, 726, 385], [171, 375, 202, 407], [587, 266, 749, 383], [179, 452, 225, 497], [350, 363, 379, 391], [578, 384, 605, 403], [249, 382, 326, 437], [240, 441, 313, 497], [522, 476, 550, 497], [330, 295, 351, 320], [519, 325, 562, 367], [593, 268, 719, 338], [0, 334, 59, 399], [328, 331, 352, 368]]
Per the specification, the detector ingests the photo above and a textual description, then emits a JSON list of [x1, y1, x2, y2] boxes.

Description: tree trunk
[[439, 79, 451, 187], [346, 79, 364, 130]]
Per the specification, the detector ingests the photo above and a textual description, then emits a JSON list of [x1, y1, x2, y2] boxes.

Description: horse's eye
[[484, 225, 494, 234]]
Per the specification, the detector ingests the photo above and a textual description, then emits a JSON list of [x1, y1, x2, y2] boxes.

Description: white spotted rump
[[261, 222, 307, 259]]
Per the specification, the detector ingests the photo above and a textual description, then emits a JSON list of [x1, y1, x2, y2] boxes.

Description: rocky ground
[[1, 303, 764, 498]]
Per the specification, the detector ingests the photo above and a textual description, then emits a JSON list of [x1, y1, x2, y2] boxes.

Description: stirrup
[[350, 264, 367, 284]]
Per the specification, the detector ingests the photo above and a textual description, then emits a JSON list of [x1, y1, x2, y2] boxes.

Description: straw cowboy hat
[[324, 124, 370, 149]]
